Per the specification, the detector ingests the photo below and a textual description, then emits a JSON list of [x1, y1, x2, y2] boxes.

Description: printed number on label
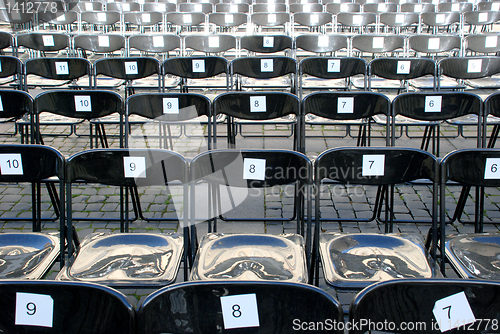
[[0, 153, 23, 175], [250, 96, 266, 113], [153, 36, 164, 47], [42, 35, 54, 47], [0, 95, 4, 112], [261, 59, 273, 72], [397, 60, 411, 74], [15, 293, 53, 328], [55, 61, 69, 75], [243, 158, 266, 181], [98, 36, 110, 47], [362, 154, 385, 176], [163, 98, 179, 114], [123, 156, 146, 178], [485, 158, 500, 179], [467, 59, 482, 73], [74, 95, 92, 112], [263, 36, 274, 48], [220, 294, 260, 329], [125, 61, 138, 75], [337, 97, 354, 114], [433, 292, 476, 333], [192, 59, 205, 73], [424, 96, 442, 113]]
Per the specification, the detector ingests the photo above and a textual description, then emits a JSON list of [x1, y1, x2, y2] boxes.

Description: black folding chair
[[350, 279, 500, 334], [57, 148, 189, 285], [312, 147, 441, 287], [0, 280, 134, 334], [138, 281, 343, 334]]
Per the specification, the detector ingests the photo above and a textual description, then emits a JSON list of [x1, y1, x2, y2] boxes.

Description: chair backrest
[[408, 35, 461, 55], [392, 92, 482, 122], [351, 34, 405, 55], [0, 89, 32, 120], [240, 35, 293, 54], [34, 90, 123, 121], [16, 33, 69, 53], [465, 34, 500, 55], [24, 57, 91, 87], [74, 34, 126, 55], [184, 34, 237, 54], [441, 148, 500, 187], [128, 34, 181, 55], [138, 281, 343, 334], [231, 56, 296, 79], [93, 57, 160, 87], [368, 57, 436, 90], [66, 148, 188, 186], [295, 34, 348, 54], [0, 280, 134, 334], [349, 278, 500, 334], [162, 56, 228, 79], [438, 56, 500, 82]]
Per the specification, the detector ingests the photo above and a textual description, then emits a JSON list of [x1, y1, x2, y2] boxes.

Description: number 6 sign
[[220, 294, 260, 329]]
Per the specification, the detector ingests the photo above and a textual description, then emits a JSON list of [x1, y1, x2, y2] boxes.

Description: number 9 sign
[[220, 294, 260, 329], [15, 292, 54, 328]]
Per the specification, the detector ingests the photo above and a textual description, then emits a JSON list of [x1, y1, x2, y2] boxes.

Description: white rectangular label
[[42, 35, 54, 47], [75, 95, 92, 112], [97, 12, 106, 21], [122, 3, 130, 11], [85, 2, 93, 10], [184, 14, 192, 23], [425, 96, 442, 112], [485, 158, 500, 179], [261, 59, 273, 72], [352, 15, 362, 25], [163, 98, 179, 114], [125, 61, 138, 75], [378, 3, 386, 11], [327, 59, 340, 73], [15, 293, 53, 327], [310, 14, 319, 24], [230, 5, 238, 12], [242, 159, 266, 181], [372, 37, 384, 49], [318, 35, 329, 47], [250, 96, 266, 112], [362, 155, 385, 176], [98, 36, 109, 47], [435, 14, 445, 24], [467, 59, 482, 73], [221, 294, 260, 329], [269, 14, 276, 23], [124, 157, 146, 178], [451, 3, 460, 11], [55, 61, 69, 75], [153, 36, 164, 47], [395, 14, 404, 23], [0, 96, 3, 111], [195, 4, 202, 11], [0, 153, 23, 175], [397, 60, 411, 74], [269, 5, 276, 13], [485, 36, 498, 48], [57, 14, 66, 21], [263, 36, 274, 48], [142, 13, 151, 23], [428, 38, 440, 50], [478, 12, 488, 22], [415, 4, 423, 12], [341, 3, 349, 11], [192, 59, 205, 73], [225, 14, 234, 23], [209, 36, 219, 48], [493, 2, 500, 11], [338, 97, 354, 113], [433, 292, 476, 333]]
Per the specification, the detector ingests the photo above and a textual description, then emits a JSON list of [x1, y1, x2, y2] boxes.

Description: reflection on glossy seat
[[190, 234, 306, 281], [0, 233, 59, 279]]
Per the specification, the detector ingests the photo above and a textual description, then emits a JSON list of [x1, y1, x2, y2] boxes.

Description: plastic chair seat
[[300, 77, 353, 90], [186, 77, 230, 89], [57, 232, 183, 286], [0, 232, 60, 279], [445, 233, 500, 280], [319, 233, 437, 289], [241, 77, 291, 89], [305, 115, 366, 125], [366, 77, 406, 90], [190, 233, 307, 282], [466, 77, 500, 89]]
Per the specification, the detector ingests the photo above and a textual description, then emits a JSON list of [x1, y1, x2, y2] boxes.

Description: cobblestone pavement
[[0, 101, 498, 311]]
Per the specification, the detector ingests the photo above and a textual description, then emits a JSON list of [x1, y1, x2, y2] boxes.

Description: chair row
[[1, 88, 495, 152], [7, 9, 500, 35], [7, 32, 500, 60], [3, 143, 500, 289], [3, 278, 500, 333]]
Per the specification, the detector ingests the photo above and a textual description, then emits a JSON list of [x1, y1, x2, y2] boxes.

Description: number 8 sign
[[220, 294, 260, 329]]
